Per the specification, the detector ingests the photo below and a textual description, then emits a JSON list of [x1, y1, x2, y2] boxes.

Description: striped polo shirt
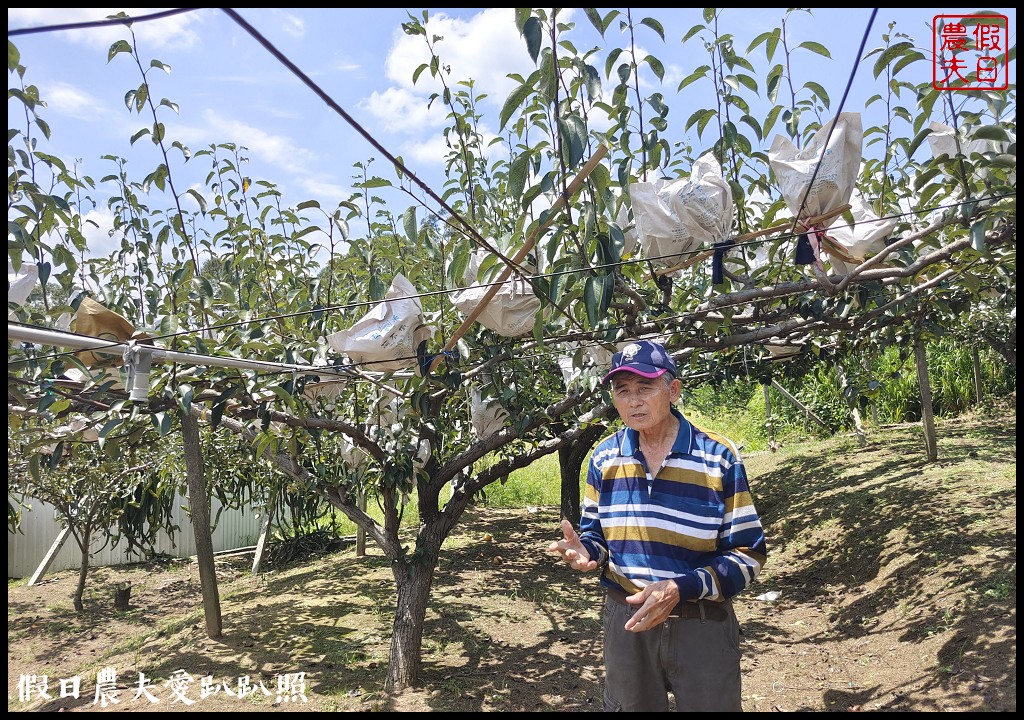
[[577, 407, 767, 602]]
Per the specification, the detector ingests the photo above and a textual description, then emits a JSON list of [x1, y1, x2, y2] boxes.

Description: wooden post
[[251, 497, 275, 575], [972, 346, 984, 404], [356, 490, 367, 557], [863, 354, 878, 427], [769, 379, 830, 430], [27, 526, 71, 586], [762, 383, 775, 449], [914, 337, 938, 461], [180, 410, 222, 638]]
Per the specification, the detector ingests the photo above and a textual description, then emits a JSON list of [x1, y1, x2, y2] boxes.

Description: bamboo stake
[[428, 144, 610, 373]]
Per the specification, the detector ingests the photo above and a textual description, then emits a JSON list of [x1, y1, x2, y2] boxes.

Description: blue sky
[[8, 7, 1017, 260]]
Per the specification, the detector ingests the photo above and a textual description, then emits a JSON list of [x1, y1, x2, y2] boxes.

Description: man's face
[[609, 372, 681, 433]]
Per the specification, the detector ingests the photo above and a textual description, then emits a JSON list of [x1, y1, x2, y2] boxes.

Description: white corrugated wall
[[7, 493, 264, 578]]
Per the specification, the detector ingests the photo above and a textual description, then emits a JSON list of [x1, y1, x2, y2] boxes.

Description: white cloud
[[8, 8, 206, 52], [298, 178, 354, 210], [384, 9, 540, 114], [37, 82, 102, 120], [361, 86, 442, 134], [269, 9, 305, 40], [400, 132, 452, 168], [197, 109, 319, 175], [80, 207, 120, 260]]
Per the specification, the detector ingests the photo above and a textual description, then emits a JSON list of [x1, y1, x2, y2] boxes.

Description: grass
[[295, 452, 570, 540]]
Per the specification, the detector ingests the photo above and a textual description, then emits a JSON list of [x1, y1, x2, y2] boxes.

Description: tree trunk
[[559, 424, 605, 526], [385, 543, 440, 693], [914, 337, 938, 461], [972, 346, 984, 404], [73, 527, 91, 613], [180, 410, 222, 637]]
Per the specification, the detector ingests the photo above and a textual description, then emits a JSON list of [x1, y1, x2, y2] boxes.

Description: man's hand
[[546, 519, 599, 572], [623, 580, 680, 632]]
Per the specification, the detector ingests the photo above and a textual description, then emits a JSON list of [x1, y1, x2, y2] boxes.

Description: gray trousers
[[602, 594, 743, 712]]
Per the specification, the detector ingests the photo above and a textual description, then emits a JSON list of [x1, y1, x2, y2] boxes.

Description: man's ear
[[669, 377, 682, 398]]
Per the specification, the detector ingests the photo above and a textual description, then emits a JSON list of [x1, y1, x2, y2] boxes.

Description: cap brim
[[601, 365, 668, 384]]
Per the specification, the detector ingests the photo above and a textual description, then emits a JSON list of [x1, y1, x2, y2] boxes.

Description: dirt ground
[[8, 410, 1017, 712]]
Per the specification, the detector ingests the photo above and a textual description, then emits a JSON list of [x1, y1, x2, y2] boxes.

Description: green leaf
[[583, 274, 613, 327], [185, 188, 208, 213], [48, 441, 64, 469], [702, 8, 715, 23], [803, 81, 830, 109], [522, 16, 542, 63], [681, 23, 705, 44], [677, 65, 710, 92], [269, 385, 296, 408], [973, 125, 1010, 142], [872, 41, 915, 79], [797, 41, 831, 58], [558, 114, 587, 168], [196, 275, 213, 299], [178, 384, 194, 414], [98, 418, 123, 440], [891, 50, 926, 78], [906, 125, 934, 158], [107, 40, 132, 62], [135, 83, 148, 112], [403, 206, 417, 243], [766, 64, 784, 104], [746, 30, 773, 55], [722, 120, 738, 149], [643, 54, 665, 82], [508, 152, 529, 198], [740, 114, 763, 141], [639, 17, 665, 41], [696, 109, 715, 138], [499, 82, 533, 131], [584, 8, 606, 36], [913, 166, 942, 190], [154, 412, 173, 437], [604, 47, 623, 79], [736, 73, 758, 93], [616, 62, 631, 85]]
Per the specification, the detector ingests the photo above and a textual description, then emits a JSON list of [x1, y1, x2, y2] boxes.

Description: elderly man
[[548, 339, 768, 712]]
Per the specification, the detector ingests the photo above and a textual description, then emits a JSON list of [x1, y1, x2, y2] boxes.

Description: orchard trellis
[[8, 8, 1015, 693]]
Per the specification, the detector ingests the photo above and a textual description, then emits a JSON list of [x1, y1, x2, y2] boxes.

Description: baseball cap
[[601, 340, 678, 384]]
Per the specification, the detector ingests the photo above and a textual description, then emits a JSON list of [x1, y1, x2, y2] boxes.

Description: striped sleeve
[[577, 436, 616, 566], [675, 447, 767, 601]]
